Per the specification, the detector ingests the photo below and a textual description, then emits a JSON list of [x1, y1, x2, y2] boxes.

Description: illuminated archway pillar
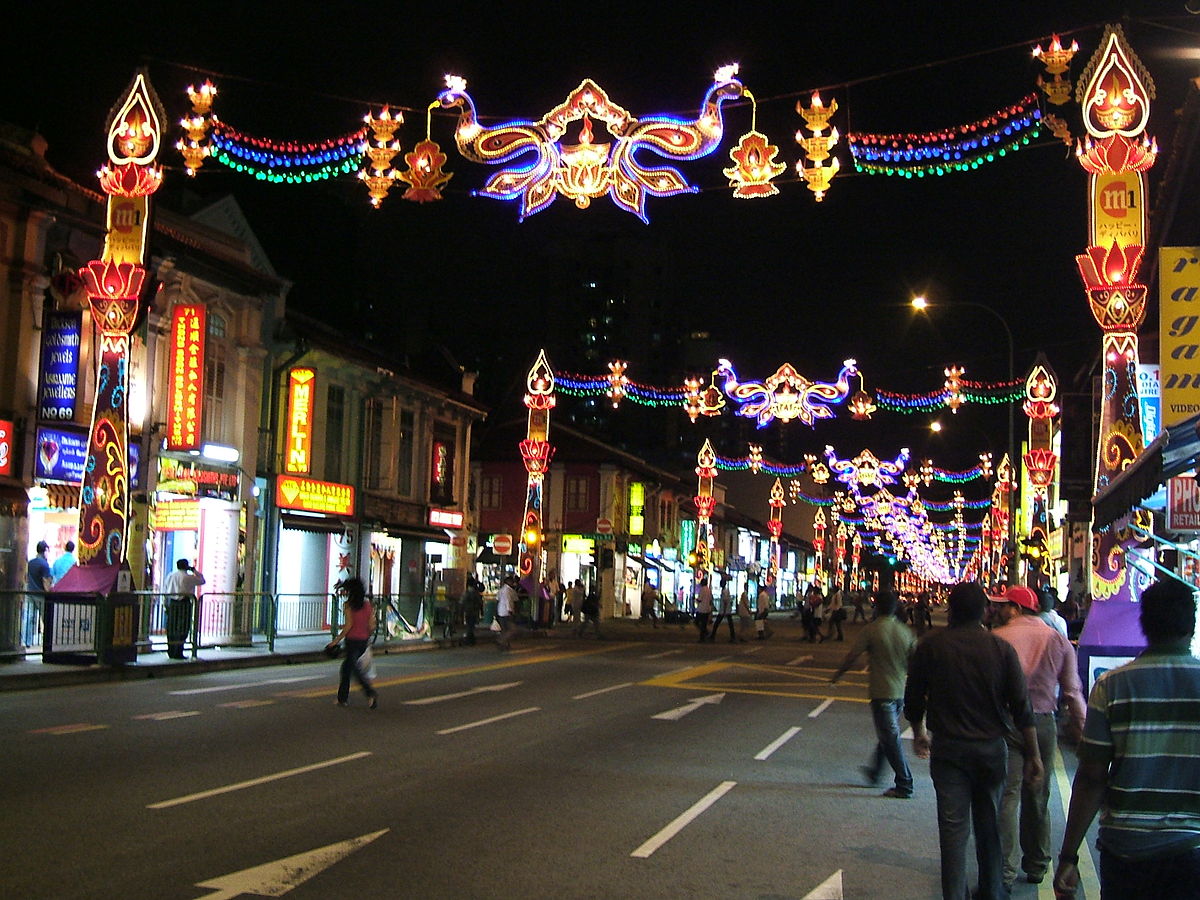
[[1023, 358, 1061, 589], [694, 440, 717, 580], [518, 351, 555, 595], [75, 71, 165, 579], [1075, 26, 1156, 614]]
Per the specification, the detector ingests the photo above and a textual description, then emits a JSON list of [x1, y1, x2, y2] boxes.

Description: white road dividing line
[[754, 726, 803, 761], [786, 655, 813, 666], [631, 781, 737, 858], [169, 675, 323, 695], [1052, 744, 1100, 898], [435, 707, 540, 735], [147, 751, 372, 810], [808, 698, 835, 718], [742, 645, 763, 655], [573, 682, 633, 700], [133, 711, 201, 721], [404, 681, 522, 705], [644, 649, 684, 659]]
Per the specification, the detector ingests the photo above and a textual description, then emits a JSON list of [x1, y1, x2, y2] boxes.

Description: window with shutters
[[363, 397, 396, 490], [202, 312, 228, 445]]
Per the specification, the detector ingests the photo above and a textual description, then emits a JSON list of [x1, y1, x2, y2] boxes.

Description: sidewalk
[[0, 610, 892, 692]]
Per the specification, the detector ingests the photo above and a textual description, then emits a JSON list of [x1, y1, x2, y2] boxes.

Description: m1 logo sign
[[1167, 476, 1200, 531]]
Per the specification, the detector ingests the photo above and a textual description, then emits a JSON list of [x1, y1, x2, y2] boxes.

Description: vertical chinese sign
[[166, 304, 206, 451], [75, 71, 165, 570]]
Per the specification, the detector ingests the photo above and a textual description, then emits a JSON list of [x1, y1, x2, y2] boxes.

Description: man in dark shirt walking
[[905, 582, 1043, 900]]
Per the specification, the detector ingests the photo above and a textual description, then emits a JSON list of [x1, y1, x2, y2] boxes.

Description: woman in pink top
[[326, 577, 378, 708]]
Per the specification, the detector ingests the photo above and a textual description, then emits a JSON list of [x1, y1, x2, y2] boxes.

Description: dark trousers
[[1100, 845, 1200, 899], [709, 612, 735, 640], [166, 597, 192, 659], [338, 638, 376, 703], [464, 613, 478, 645], [695, 612, 710, 639], [930, 736, 1008, 900]]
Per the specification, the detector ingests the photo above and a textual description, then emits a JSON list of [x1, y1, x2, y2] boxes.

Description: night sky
[[6, 1, 1199, 493]]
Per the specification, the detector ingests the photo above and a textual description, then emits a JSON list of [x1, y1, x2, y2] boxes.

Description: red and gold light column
[[1023, 359, 1061, 588], [812, 508, 827, 589], [991, 455, 1014, 591], [694, 440, 717, 579], [1074, 26, 1157, 607], [766, 478, 784, 585], [76, 72, 165, 572], [518, 351, 556, 590]]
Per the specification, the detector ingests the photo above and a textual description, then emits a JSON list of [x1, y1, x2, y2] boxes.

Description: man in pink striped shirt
[[992, 585, 1086, 889]]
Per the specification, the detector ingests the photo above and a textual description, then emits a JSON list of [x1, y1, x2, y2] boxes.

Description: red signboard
[[285, 367, 315, 474], [275, 475, 355, 516], [166, 304, 206, 451], [429, 508, 464, 529], [1167, 476, 1200, 531], [0, 419, 12, 477]]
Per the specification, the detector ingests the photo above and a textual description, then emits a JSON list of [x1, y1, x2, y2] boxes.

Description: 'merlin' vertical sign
[[166, 304, 205, 450], [1160, 247, 1200, 428], [37, 311, 82, 421], [284, 367, 315, 474]]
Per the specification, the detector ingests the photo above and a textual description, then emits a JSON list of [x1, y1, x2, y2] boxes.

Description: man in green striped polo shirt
[[1053, 577, 1200, 899]]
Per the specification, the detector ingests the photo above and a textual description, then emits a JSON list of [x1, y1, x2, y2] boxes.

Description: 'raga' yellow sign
[[275, 476, 354, 516]]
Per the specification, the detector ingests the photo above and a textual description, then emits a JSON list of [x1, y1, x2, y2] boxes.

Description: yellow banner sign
[[153, 499, 200, 531], [275, 475, 355, 516], [285, 367, 315, 474], [1159, 247, 1200, 427]]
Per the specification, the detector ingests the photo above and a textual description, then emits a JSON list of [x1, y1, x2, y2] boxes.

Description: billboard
[[166, 304, 206, 451], [37, 311, 82, 421]]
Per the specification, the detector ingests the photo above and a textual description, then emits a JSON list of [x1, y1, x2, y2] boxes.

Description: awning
[[1092, 412, 1200, 527], [281, 512, 355, 534], [376, 523, 451, 542]]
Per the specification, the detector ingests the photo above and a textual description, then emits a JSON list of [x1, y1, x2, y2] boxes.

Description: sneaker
[[368, 695, 378, 710], [881, 788, 912, 799]]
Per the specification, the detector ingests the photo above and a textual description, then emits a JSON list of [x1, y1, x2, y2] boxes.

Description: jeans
[[1100, 845, 1200, 899], [930, 735, 1008, 900], [1000, 712, 1057, 884], [867, 699, 913, 795], [338, 638, 376, 703], [22, 595, 43, 647]]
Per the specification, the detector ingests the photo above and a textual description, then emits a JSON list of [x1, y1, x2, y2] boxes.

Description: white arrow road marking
[[148, 752, 371, 810], [194, 829, 388, 899], [754, 726, 802, 761], [404, 681, 522, 705], [134, 711, 201, 721], [802, 869, 844, 899], [644, 649, 684, 659], [170, 675, 323, 695], [631, 781, 736, 858], [808, 698, 835, 718], [652, 693, 725, 721], [573, 682, 633, 700], [436, 707, 540, 735], [786, 655, 813, 666]]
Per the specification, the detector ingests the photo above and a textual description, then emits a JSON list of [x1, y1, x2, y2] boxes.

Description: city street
[[0, 620, 1099, 899]]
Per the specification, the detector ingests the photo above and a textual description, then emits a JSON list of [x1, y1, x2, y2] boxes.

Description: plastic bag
[[490, 617, 502, 632], [356, 646, 377, 682]]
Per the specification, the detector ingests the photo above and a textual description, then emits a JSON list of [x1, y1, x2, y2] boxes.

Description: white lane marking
[[808, 698, 835, 718], [134, 710, 201, 721], [1052, 744, 1100, 898], [573, 682, 633, 700], [404, 681, 522, 705], [29, 723, 108, 735], [786, 655, 813, 666], [644, 649, 684, 659], [631, 780, 737, 858], [755, 726, 803, 761], [802, 869, 844, 899], [435, 707, 540, 735], [742, 645, 763, 655], [652, 693, 725, 721], [219, 699, 275, 709], [148, 751, 371, 810], [169, 675, 323, 695], [195, 829, 389, 900]]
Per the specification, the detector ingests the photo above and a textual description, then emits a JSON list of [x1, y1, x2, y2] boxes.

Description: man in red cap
[[992, 584, 1086, 889]]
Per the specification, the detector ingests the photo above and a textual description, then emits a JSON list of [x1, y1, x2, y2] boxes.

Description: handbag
[[356, 646, 377, 682]]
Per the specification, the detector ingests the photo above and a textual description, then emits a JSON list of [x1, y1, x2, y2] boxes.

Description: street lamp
[[912, 295, 1018, 585]]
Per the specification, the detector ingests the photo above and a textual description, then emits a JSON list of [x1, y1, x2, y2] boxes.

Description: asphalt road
[[0, 620, 1099, 899]]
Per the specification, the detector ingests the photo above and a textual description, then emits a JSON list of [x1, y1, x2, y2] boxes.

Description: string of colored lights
[[714, 454, 808, 476], [211, 121, 368, 155], [848, 95, 1043, 178]]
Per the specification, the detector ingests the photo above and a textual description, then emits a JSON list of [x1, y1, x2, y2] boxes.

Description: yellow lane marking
[[29, 723, 109, 735], [1049, 744, 1100, 899], [219, 699, 275, 709], [285, 642, 632, 699], [640, 662, 870, 703]]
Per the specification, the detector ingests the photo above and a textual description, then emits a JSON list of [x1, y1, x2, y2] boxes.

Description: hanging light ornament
[[397, 101, 453, 203], [724, 89, 786, 198], [176, 80, 216, 177], [1033, 34, 1079, 107], [944, 365, 966, 413], [848, 371, 877, 420], [358, 106, 403, 208], [683, 376, 703, 422], [795, 91, 841, 201], [748, 443, 764, 474], [716, 357, 857, 428], [605, 360, 629, 407]]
